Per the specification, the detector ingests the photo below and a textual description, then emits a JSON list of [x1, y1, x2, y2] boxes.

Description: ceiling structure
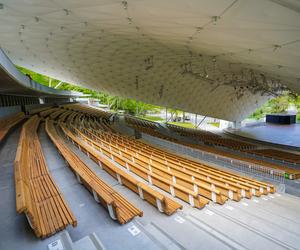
[[0, 0, 299, 121], [0, 48, 82, 97]]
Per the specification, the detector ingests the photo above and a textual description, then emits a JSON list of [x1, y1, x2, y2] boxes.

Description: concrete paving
[[227, 123, 300, 149], [1, 124, 300, 250]]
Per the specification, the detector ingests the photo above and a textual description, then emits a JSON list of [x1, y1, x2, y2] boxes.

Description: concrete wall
[[0, 106, 22, 118]]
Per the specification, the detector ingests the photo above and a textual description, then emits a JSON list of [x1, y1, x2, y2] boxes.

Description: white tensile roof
[[0, 0, 299, 121]]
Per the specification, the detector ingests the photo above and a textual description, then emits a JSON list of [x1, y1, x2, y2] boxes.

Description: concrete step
[[47, 231, 106, 250]]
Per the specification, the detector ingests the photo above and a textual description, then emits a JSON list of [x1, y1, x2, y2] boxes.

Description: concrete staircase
[[47, 231, 106, 250]]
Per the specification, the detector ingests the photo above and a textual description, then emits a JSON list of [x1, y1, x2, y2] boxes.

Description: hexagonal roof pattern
[[0, 0, 299, 121]]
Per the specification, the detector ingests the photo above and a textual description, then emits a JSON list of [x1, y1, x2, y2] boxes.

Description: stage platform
[[226, 123, 300, 149]]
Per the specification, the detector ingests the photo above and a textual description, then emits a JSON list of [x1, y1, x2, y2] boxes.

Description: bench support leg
[[260, 187, 263, 194], [148, 175, 152, 185], [172, 176, 176, 184], [211, 192, 217, 203], [229, 190, 234, 199], [156, 198, 164, 213], [107, 204, 117, 220], [116, 174, 122, 185], [138, 187, 144, 199], [189, 194, 195, 207], [92, 189, 100, 203], [170, 186, 175, 196], [76, 173, 82, 184], [241, 189, 245, 198], [193, 184, 198, 193], [25, 213, 34, 229]]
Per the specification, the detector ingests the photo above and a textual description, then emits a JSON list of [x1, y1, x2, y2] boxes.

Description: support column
[[39, 98, 45, 104], [232, 121, 242, 129]]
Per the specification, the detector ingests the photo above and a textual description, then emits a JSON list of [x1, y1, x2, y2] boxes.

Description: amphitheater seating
[[40, 108, 61, 118], [174, 140, 300, 180], [45, 119, 143, 224], [60, 123, 182, 215], [166, 123, 256, 150], [28, 106, 52, 115], [58, 110, 277, 209], [0, 112, 25, 142], [14, 115, 77, 238], [246, 149, 300, 165], [79, 126, 274, 198], [61, 103, 113, 120], [132, 119, 300, 179], [125, 116, 159, 130], [71, 125, 210, 208]]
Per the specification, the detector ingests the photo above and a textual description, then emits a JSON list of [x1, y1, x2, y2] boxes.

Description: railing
[[142, 133, 285, 184]]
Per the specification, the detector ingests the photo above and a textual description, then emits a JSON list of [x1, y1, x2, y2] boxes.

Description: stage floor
[[227, 123, 300, 148]]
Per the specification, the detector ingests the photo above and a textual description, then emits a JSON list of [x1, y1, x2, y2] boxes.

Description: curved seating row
[[0, 112, 25, 142], [14, 115, 77, 238], [45, 119, 143, 224], [79, 127, 275, 197], [245, 149, 300, 165], [131, 119, 300, 179], [60, 123, 182, 215]]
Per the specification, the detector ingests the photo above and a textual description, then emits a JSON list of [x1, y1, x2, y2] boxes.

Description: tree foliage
[[16, 66, 300, 121], [248, 93, 299, 120], [16, 66, 161, 116]]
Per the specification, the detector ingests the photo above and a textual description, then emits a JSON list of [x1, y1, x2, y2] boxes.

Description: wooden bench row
[[82, 126, 275, 196], [40, 108, 61, 118], [14, 115, 77, 238], [81, 127, 261, 202], [166, 123, 255, 150], [136, 121, 300, 179], [245, 149, 300, 165], [175, 139, 300, 180], [71, 125, 210, 208], [125, 116, 159, 130], [60, 123, 182, 215], [0, 112, 25, 142], [28, 106, 52, 115], [45, 119, 143, 224], [61, 103, 112, 120], [79, 127, 231, 203]]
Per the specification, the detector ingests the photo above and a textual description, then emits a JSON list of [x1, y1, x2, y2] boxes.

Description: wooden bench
[[70, 126, 210, 209], [60, 112, 275, 204], [245, 149, 300, 165], [109, 131, 275, 194], [14, 115, 77, 238], [45, 119, 142, 224], [60, 123, 182, 215], [84, 127, 267, 199], [0, 112, 25, 142]]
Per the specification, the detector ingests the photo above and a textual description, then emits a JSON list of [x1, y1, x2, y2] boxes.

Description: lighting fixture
[[63, 9, 70, 15], [196, 27, 203, 32], [122, 1, 128, 9], [212, 16, 220, 25], [273, 44, 281, 51]]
